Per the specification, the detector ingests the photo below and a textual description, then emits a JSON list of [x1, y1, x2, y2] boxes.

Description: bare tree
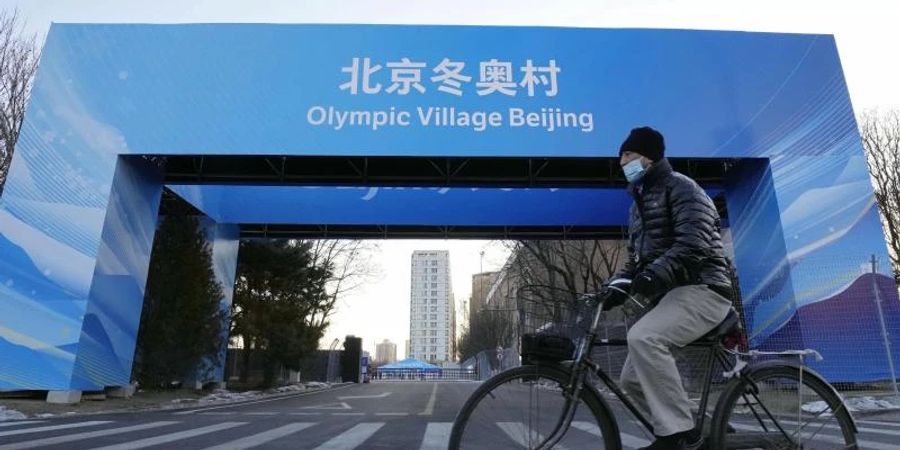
[[511, 239, 627, 298], [457, 239, 626, 360], [457, 308, 516, 363], [0, 9, 40, 194], [861, 108, 900, 280], [301, 239, 380, 330]]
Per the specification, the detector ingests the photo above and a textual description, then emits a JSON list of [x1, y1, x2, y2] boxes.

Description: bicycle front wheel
[[449, 365, 621, 450], [710, 362, 857, 449]]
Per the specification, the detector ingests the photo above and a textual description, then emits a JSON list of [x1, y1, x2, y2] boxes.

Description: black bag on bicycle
[[521, 332, 575, 363]]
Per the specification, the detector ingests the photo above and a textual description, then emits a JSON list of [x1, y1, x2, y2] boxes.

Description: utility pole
[[479, 250, 485, 308], [871, 255, 899, 396]]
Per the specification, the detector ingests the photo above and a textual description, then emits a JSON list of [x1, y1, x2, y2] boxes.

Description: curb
[[20, 382, 356, 420], [848, 408, 900, 419]]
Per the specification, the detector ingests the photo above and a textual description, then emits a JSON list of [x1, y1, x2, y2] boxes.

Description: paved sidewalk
[[0, 382, 351, 420]]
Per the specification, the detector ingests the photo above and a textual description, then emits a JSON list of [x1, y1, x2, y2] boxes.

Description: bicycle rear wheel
[[710, 362, 857, 449], [449, 364, 621, 449]]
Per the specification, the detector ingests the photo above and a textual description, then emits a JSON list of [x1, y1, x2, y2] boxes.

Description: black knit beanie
[[619, 127, 665, 161]]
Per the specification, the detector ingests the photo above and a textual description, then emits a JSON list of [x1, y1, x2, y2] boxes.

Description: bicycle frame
[[536, 297, 740, 449], [507, 286, 857, 449], [587, 338, 733, 435]]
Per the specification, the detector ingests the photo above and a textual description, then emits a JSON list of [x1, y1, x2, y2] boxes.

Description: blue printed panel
[[195, 220, 239, 385], [28, 24, 841, 159], [167, 185, 635, 226], [72, 158, 163, 389], [0, 24, 893, 388]]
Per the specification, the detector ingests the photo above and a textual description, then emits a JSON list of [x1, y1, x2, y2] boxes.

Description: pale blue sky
[[2, 0, 897, 357]]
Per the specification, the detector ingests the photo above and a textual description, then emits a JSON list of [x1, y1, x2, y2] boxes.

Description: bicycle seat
[[695, 309, 740, 343]]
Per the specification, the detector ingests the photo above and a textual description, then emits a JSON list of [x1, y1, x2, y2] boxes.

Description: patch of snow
[[200, 390, 263, 403], [274, 384, 306, 393], [801, 400, 830, 414], [803, 396, 900, 414], [165, 383, 332, 407], [0, 406, 28, 422]]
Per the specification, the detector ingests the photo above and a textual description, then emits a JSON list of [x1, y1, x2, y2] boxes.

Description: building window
[[431, 275, 437, 281], [431, 268, 437, 273], [431, 322, 437, 327], [430, 314, 437, 320], [431, 291, 437, 296]]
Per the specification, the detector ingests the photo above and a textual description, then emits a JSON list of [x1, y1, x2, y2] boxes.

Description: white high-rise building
[[409, 250, 456, 363]]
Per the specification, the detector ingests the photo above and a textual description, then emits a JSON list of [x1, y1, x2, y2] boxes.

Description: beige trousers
[[618, 285, 732, 437]]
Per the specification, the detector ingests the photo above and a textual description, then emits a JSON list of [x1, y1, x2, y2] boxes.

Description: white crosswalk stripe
[[857, 419, 900, 428], [0, 421, 46, 429], [0, 421, 112, 438], [496, 422, 571, 450], [570, 421, 651, 449], [0, 421, 178, 450], [85, 422, 247, 450], [0, 417, 896, 449], [729, 421, 896, 450], [312, 423, 384, 450], [419, 422, 452, 449], [771, 417, 900, 437], [200, 422, 315, 450]]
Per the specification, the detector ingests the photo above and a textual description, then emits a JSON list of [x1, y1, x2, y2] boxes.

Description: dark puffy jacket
[[617, 158, 732, 296]]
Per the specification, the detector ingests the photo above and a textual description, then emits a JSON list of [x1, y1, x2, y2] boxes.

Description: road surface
[[0, 381, 898, 449]]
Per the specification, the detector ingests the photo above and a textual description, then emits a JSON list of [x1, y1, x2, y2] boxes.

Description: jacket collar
[[627, 158, 672, 197]]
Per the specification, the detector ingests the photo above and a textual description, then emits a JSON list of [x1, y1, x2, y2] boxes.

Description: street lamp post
[[479, 250, 485, 309]]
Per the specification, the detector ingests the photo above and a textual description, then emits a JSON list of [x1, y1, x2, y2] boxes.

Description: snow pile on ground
[[274, 384, 306, 393], [803, 396, 900, 414], [170, 382, 331, 405], [0, 406, 27, 422], [200, 389, 264, 403], [171, 389, 264, 404]]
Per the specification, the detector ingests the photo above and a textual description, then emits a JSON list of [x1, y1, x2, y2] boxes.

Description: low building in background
[[375, 339, 397, 364]]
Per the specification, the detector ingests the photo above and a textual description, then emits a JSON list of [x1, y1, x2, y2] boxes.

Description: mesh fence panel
[[744, 253, 900, 392], [522, 253, 900, 398]]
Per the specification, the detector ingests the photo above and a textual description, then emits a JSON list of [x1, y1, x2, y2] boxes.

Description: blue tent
[[378, 358, 441, 373]]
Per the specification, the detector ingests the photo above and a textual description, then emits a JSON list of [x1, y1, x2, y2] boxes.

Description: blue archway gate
[[0, 24, 895, 396]]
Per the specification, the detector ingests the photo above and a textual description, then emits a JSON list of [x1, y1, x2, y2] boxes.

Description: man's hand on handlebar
[[580, 278, 632, 311]]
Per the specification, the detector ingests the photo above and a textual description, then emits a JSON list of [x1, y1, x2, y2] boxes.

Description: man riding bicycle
[[606, 127, 734, 450]]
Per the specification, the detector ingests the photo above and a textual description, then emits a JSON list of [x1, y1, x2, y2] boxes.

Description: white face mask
[[622, 158, 646, 183]]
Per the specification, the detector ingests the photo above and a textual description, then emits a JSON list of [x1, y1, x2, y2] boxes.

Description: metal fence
[[371, 368, 478, 381], [590, 253, 900, 399], [470, 255, 900, 402], [225, 349, 343, 385]]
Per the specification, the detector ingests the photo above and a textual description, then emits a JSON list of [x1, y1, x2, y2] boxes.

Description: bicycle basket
[[517, 289, 591, 363]]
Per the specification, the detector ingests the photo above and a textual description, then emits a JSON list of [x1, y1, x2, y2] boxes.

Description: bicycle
[[448, 285, 858, 449]]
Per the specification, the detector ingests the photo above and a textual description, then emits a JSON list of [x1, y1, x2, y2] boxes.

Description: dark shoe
[[638, 428, 704, 450]]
